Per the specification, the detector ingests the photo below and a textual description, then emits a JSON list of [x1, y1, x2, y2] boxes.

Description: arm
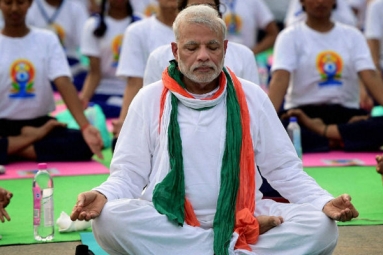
[[113, 77, 143, 138], [367, 39, 382, 76], [54, 76, 104, 158], [267, 69, 290, 111], [79, 56, 102, 108], [358, 69, 383, 106], [252, 21, 279, 55]]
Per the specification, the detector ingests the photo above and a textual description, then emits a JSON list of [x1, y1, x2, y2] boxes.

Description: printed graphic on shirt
[[224, 13, 242, 35], [316, 51, 343, 86], [9, 59, 35, 98], [111, 34, 123, 67], [47, 23, 66, 46], [144, 4, 158, 17]]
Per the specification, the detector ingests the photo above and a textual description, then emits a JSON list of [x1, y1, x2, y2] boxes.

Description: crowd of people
[[1, 0, 383, 253]]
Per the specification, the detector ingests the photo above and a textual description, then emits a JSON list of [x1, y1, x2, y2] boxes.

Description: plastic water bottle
[[287, 117, 302, 159], [33, 163, 54, 241]]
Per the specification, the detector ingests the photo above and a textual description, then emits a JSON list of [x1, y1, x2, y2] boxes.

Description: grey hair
[[173, 5, 227, 42]]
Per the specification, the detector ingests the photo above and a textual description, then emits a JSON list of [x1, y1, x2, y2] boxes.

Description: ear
[[171, 42, 179, 61], [223, 40, 228, 55]]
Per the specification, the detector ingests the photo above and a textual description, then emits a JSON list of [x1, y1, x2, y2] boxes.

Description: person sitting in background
[[79, 0, 141, 118], [220, 0, 279, 55], [268, 0, 383, 153], [71, 5, 358, 255], [26, 0, 89, 91], [112, 0, 178, 140], [0, 0, 103, 165], [0, 187, 12, 223], [143, 0, 260, 86]]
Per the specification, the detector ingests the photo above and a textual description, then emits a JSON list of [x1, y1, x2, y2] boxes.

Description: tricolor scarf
[[152, 60, 259, 254]]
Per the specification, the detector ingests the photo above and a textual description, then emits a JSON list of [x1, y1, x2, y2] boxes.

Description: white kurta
[[93, 79, 337, 254], [143, 42, 260, 86]]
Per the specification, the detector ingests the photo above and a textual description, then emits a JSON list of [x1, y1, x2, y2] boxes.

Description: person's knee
[[311, 212, 339, 252]]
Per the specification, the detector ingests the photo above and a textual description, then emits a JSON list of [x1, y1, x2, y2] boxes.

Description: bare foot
[[286, 109, 326, 136], [257, 215, 283, 235], [21, 120, 66, 141]]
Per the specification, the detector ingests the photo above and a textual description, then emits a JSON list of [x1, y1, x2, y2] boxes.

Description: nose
[[196, 46, 210, 62]]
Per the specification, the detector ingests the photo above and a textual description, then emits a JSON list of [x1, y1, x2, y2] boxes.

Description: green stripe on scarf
[[152, 61, 242, 255]]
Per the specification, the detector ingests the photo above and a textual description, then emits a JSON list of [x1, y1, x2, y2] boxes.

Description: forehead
[[178, 22, 223, 44]]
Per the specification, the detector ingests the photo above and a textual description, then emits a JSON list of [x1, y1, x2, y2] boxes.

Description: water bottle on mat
[[33, 163, 54, 241], [287, 117, 302, 159]]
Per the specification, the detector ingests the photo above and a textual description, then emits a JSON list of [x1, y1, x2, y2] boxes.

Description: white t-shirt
[[143, 42, 260, 86], [272, 22, 375, 110], [81, 15, 138, 95], [0, 28, 71, 119], [116, 16, 174, 79], [364, 0, 383, 69], [130, 0, 158, 17], [26, 0, 88, 61], [220, 0, 274, 49], [285, 0, 357, 27]]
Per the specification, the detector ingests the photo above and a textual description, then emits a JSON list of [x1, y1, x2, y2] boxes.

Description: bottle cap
[[37, 163, 47, 170], [290, 116, 297, 122]]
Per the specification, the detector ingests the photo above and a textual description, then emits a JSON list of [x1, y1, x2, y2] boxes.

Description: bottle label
[[33, 187, 41, 226], [42, 188, 54, 227]]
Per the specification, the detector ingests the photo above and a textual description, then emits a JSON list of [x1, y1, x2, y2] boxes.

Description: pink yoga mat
[[0, 161, 109, 180], [302, 151, 381, 167]]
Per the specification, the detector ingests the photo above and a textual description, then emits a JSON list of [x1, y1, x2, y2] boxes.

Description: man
[[71, 5, 358, 254]]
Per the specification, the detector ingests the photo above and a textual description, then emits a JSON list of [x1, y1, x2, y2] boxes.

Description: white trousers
[[92, 199, 338, 255]]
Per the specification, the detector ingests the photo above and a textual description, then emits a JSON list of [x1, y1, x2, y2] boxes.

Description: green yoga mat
[[1, 166, 382, 247], [0, 175, 108, 246], [305, 166, 383, 226]]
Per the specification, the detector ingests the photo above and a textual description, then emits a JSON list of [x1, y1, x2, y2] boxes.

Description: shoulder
[[134, 80, 164, 104], [227, 41, 252, 54], [150, 44, 172, 59], [335, 22, 364, 38], [127, 16, 154, 31], [28, 27, 59, 41]]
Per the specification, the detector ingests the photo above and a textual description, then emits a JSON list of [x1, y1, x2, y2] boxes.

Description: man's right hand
[[0, 188, 12, 223], [70, 191, 107, 221]]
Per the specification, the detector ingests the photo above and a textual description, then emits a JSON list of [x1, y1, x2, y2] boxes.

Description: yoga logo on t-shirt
[[111, 34, 123, 68], [144, 4, 158, 17], [224, 13, 242, 35], [316, 51, 343, 86], [9, 59, 35, 98]]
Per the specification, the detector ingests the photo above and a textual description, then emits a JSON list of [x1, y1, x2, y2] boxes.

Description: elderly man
[[71, 5, 358, 255]]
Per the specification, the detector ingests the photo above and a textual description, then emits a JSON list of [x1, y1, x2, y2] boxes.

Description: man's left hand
[[323, 194, 359, 222]]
